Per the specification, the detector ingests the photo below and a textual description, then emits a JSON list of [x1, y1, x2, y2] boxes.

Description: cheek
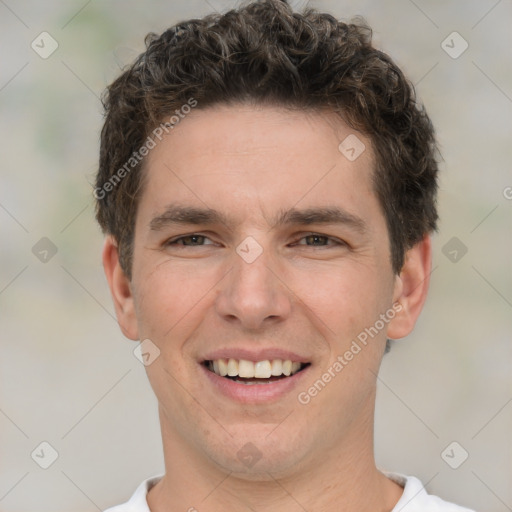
[[283, 260, 388, 340], [132, 259, 220, 341]]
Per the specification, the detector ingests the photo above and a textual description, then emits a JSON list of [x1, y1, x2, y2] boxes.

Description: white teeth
[[207, 358, 305, 378], [238, 359, 255, 378], [227, 358, 238, 376], [218, 358, 228, 377], [271, 359, 282, 376], [254, 360, 272, 378]]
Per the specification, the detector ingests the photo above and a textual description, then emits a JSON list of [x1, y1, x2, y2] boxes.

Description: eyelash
[[165, 233, 346, 248]]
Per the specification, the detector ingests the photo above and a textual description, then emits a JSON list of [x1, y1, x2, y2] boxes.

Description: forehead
[[148, 104, 370, 164], [137, 104, 379, 228]]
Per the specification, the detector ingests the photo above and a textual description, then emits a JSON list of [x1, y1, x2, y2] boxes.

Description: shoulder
[[103, 475, 163, 512], [388, 473, 476, 512]]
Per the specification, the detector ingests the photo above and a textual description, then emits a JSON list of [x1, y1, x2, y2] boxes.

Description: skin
[[103, 104, 432, 511]]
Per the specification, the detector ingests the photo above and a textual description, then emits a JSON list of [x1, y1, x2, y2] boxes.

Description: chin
[[203, 425, 311, 479]]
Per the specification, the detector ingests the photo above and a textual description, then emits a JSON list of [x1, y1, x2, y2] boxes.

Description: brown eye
[[168, 234, 212, 246], [303, 235, 329, 246], [292, 233, 347, 248]]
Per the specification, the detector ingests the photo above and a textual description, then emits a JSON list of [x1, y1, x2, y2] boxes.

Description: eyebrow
[[149, 205, 230, 231], [149, 205, 367, 233], [274, 207, 367, 233]]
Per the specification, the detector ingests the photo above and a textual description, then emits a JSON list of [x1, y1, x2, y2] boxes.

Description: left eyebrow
[[271, 207, 368, 234]]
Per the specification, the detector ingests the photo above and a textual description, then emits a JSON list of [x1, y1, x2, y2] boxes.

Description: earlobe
[[387, 236, 432, 340], [102, 236, 139, 341]]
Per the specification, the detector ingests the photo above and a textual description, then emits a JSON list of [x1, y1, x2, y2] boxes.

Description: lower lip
[[200, 363, 310, 404]]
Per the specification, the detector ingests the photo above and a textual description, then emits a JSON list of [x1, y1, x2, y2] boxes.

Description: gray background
[[0, 0, 511, 510]]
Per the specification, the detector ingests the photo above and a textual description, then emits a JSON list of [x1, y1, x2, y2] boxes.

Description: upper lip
[[201, 348, 310, 363]]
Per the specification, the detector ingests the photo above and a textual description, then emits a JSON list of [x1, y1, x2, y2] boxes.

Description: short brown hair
[[95, 0, 439, 279]]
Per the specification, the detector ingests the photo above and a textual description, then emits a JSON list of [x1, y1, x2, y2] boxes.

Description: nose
[[214, 247, 292, 330]]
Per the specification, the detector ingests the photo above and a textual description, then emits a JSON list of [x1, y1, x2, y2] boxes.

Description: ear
[[102, 236, 139, 340], [387, 235, 432, 340]]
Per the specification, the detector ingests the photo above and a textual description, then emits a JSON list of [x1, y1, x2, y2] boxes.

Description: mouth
[[203, 358, 310, 385]]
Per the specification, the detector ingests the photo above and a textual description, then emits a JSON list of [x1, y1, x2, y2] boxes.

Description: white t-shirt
[[103, 473, 476, 511]]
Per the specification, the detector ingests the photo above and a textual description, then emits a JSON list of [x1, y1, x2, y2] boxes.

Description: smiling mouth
[[203, 358, 310, 385]]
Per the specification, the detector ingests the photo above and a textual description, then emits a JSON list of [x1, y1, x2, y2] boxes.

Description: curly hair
[[95, 0, 439, 279]]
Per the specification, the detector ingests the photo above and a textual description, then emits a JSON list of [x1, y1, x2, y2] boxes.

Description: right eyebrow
[[149, 205, 231, 231]]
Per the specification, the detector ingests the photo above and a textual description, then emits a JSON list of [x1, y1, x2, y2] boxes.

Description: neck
[[147, 399, 403, 512]]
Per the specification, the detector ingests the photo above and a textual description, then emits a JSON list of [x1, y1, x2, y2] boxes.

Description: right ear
[[102, 236, 139, 340]]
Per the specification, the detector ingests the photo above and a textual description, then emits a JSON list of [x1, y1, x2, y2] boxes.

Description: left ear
[[387, 235, 432, 340]]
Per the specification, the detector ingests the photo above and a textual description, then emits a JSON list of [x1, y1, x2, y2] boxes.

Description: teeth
[[254, 360, 272, 378], [238, 359, 255, 378], [207, 358, 305, 378], [218, 358, 228, 377], [271, 359, 282, 376], [227, 358, 238, 376]]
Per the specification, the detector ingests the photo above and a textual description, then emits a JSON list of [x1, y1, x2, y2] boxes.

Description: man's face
[[118, 105, 404, 477]]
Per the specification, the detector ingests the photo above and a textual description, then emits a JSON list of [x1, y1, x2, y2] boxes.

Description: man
[[96, 1, 475, 510]]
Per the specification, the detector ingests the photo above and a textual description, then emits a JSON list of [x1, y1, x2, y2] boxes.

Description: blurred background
[[0, 1, 510, 510]]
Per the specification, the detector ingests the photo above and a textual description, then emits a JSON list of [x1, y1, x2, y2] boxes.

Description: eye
[[166, 234, 214, 246], [300, 234, 329, 246], [293, 233, 345, 247]]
